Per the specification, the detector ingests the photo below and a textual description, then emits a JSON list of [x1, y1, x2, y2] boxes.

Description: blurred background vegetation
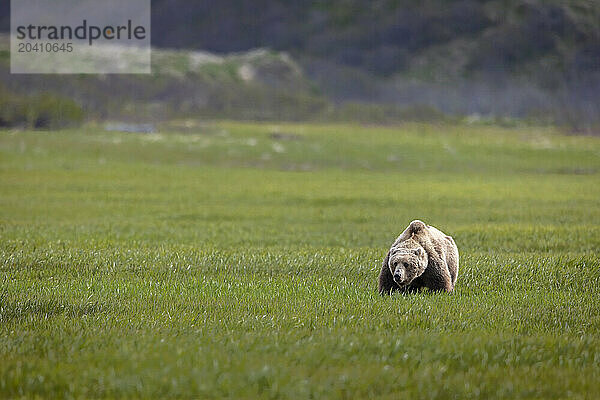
[[0, 0, 598, 131]]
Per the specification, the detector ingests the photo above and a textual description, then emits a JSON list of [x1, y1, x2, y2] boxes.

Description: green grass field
[[1, 122, 599, 399]]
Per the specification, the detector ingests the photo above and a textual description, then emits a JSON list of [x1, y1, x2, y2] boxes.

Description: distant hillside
[[150, 0, 600, 128], [0, 1, 599, 128], [148, 0, 600, 80], [1, 0, 598, 79]]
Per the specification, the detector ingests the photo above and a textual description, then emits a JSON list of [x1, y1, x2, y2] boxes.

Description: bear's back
[[426, 225, 459, 285]]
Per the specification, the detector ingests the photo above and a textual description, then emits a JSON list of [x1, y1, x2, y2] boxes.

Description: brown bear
[[378, 220, 459, 294]]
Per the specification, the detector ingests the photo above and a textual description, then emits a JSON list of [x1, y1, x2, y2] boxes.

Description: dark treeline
[[148, 0, 599, 78]]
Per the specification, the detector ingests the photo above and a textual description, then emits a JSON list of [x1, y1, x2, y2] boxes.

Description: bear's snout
[[393, 269, 405, 284]]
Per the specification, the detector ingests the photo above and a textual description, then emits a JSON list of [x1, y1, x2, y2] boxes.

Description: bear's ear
[[413, 248, 422, 256]]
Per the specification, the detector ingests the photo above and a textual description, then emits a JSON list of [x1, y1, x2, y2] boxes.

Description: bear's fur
[[378, 220, 459, 294]]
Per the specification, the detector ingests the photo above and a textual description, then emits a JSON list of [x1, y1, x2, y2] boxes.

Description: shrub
[[0, 87, 84, 129], [26, 94, 85, 129]]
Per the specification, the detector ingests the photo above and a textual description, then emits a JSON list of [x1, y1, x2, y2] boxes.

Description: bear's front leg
[[421, 260, 453, 292], [378, 251, 397, 295]]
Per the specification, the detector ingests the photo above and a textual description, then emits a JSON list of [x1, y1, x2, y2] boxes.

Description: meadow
[[1, 122, 599, 399]]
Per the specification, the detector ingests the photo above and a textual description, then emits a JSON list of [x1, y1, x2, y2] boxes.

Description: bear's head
[[388, 239, 428, 287]]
